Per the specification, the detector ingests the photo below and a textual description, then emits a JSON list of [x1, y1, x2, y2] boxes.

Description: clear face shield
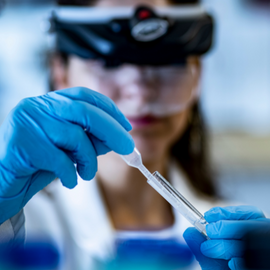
[[116, 64, 199, 118], [82, 60, 200, 118]]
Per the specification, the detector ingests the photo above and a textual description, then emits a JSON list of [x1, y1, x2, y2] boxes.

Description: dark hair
[[54, 0, 217, 199], [171, 102, 217, 198]]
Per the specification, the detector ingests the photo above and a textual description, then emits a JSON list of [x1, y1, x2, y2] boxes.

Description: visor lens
[[83, 60, 199, 117]]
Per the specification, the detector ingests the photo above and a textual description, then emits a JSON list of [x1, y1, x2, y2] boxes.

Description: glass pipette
[[121, 148, 209, 239]]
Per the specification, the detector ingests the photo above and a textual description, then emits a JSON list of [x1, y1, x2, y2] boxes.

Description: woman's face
[[52, 0, 201, 163]]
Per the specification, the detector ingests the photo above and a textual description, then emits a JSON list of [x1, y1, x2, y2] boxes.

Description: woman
[[24, 0, 220, 269]]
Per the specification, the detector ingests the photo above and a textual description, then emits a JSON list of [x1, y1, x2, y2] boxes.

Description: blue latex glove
[[184, 228, 229, 270], [0, 87, 134, 223], [184, 205, 269, 270]]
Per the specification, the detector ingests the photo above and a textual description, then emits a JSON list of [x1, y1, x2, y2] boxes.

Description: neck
[[97, 151, 169, 195], [97, 151, 173, 230]]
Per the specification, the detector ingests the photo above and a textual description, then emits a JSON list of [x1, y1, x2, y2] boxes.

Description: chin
[[129, 113, 188, 164], [132, 134, 168, 164]]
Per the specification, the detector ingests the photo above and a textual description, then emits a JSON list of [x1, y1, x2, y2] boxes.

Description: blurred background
[[0, 0, 270, 212]]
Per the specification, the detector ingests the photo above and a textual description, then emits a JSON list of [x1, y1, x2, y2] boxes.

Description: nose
[[115, 65, 157, 102]]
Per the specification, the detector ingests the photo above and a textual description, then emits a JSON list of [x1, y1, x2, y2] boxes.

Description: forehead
[[95, 0, 169, 7]]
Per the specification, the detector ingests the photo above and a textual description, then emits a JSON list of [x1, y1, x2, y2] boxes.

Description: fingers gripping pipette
[[121, 148, 209, 239]]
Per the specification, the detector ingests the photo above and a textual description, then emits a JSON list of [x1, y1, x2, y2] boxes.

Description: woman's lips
[[127, 115, 163, 128]]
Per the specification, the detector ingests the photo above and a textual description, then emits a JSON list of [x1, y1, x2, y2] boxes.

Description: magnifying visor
[[49, 5, 213, 116], [49, 5, 214, 67]]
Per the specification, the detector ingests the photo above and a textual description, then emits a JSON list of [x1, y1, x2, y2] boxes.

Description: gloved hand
[[184, 205, 270, 270], [184, 228, 230, 270], [0, 87, 134, 223]]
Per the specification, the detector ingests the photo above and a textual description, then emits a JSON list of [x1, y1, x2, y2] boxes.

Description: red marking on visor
[[138, 10, 151, 19]]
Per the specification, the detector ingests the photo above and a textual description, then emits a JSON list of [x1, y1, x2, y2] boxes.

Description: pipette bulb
[[121, 148, 142, 168]]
